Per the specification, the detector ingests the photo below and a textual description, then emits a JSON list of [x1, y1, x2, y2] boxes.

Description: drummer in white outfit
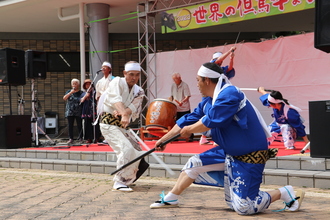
[[170, 72, 194, 141], [99, 61, 146, 192]]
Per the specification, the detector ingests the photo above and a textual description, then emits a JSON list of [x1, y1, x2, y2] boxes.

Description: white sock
[[279, 185, 299, 211], [113, 181, 127, 189], [279, 185, 294, 202], [164, 192, 179, 202]]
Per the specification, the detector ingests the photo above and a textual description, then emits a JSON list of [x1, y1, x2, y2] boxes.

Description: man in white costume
[[95, 61, 114, 101], [99, 61, 147, 192]]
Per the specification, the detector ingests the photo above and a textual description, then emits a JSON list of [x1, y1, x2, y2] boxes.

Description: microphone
[[96, 69, 102, 73]]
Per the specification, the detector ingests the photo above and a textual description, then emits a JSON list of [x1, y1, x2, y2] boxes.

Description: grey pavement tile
[[0, 168, 329, 220]]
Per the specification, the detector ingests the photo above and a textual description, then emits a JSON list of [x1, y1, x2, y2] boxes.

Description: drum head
[[152, 98, 176, 106]]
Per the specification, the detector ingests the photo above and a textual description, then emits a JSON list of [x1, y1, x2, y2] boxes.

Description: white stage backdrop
[[149, 33, 330, 133]]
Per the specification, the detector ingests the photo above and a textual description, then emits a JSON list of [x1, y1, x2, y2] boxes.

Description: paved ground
[[0, 168, 329, 220]]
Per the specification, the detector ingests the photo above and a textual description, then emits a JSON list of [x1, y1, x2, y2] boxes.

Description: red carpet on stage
[[25, 140, 308, 157]]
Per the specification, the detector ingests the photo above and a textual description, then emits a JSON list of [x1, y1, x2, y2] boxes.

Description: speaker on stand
[[314, 0, 330, 53], [0, 47, 26, 115], [0, 48, 26, 86], [25, 50, 47, 79]]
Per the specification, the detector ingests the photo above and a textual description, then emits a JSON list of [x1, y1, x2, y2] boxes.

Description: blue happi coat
[[177, 84, 268, 190]]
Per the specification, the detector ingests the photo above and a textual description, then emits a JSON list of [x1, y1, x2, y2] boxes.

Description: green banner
[[161, 0, 315, 33]]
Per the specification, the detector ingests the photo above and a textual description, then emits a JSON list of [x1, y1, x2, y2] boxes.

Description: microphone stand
[[92, 70, 101, 144]]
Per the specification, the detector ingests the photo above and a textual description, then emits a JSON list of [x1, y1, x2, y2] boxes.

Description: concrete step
[[0, 149, 193, 165], [1, 149, 330, 189]]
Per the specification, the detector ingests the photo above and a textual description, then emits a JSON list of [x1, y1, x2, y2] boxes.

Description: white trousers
[[100, 123, 142, 186]]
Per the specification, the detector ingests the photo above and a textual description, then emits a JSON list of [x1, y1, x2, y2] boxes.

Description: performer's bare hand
[[180, 126, 192, 138], [113, 110, 120, 117], [257, 86, 265, 93], [257, 86, 270, 95], [155, 139, 166, 151], [121, 114, 130, 128]]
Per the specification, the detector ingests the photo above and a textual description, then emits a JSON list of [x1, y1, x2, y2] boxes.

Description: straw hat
[[83, 79, 92, 90]]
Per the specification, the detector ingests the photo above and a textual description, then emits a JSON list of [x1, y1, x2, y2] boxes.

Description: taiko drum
[[146, 98, 177, 137]]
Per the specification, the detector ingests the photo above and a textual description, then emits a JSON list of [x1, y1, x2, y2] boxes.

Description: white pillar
[[87, 3, 110, 82]]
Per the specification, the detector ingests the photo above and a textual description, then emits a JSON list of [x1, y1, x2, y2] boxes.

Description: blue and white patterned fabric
[[177, 80, 270, 214]]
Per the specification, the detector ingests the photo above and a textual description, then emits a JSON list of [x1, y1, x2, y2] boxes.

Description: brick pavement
[[0, 168, 329, 220]]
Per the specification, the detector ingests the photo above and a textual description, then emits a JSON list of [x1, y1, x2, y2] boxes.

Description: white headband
[[125, 63, 141, 72], [268, 95, 302, 112], [197, 65, 221, 78], [267, 95, 283, 104], [102, 61, 111, 68]]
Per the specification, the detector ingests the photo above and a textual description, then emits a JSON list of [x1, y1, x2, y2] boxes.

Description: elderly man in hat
[[95, 61, 115, 144], [99, 61, 147, 192], [95, 61, 115, 101], [149, 62, 304, 215]]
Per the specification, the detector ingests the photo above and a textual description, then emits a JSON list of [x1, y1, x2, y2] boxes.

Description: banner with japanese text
[[161, 0, 315, 33]]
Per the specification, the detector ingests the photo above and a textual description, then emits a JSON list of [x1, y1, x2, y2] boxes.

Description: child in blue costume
[[258, 87, 309, 150], [150, 63, 305, 215]]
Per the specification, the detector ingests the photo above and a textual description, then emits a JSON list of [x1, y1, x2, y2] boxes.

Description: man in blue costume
[[200, 46, 236, 145], [150, 62, 305, 215]]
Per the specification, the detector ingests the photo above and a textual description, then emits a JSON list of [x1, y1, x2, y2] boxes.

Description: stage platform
[[0, 139, 329, 189], [23, 138, 308, 157]]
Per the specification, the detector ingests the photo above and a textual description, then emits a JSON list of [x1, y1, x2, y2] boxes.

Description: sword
[[110, 131, 180, 176]]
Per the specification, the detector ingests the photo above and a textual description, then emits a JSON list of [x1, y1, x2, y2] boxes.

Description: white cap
[[102, 61, 111, 68], [211, 52, 223, 61]]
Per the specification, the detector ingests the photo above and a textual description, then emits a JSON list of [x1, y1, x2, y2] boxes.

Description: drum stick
[[110, 133, 180, 176], [234, 31, 240, 49], [240, 87, 273, 92], [300, 142, 310, 154]]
